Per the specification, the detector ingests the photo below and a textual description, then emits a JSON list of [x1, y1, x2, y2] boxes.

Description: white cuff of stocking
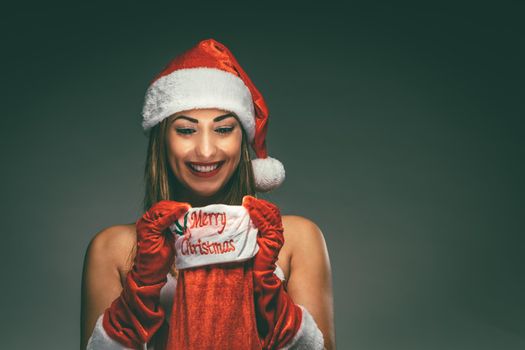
[[280, 305, 325, 350], [86, 313, 148, 350], [169, 204, 259, 270]]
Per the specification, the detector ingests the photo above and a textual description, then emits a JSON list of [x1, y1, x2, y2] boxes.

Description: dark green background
[[1, 2, 523, 349]]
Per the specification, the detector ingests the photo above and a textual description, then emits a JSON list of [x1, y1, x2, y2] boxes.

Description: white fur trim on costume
[[86, 314, 147, 350], [252, 156, 285, 192], [142, 67, 256, 141], [280, 305, 325, 350]]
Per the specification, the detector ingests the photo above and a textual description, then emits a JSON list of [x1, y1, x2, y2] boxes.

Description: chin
[[190, 184, 223, 198]]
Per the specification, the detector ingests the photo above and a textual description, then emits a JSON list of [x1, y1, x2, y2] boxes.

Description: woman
[[80, 38, 335, 349]]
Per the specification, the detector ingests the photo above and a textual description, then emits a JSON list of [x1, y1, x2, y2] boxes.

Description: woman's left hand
[[242, 195, 303, 349], [242, 195, 284, 272]]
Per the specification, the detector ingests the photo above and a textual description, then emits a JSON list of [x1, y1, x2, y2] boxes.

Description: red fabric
[[166, 261, 262, 349], [242, 195, 303, 349], [155, 196, 302, 350], [103, 200, 191, 349]]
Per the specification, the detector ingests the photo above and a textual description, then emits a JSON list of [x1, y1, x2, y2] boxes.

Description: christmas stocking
[[165, 204, 262, 349]]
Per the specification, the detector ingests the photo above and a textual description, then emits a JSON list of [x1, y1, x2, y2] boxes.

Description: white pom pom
[[251, 156, 285, 192]]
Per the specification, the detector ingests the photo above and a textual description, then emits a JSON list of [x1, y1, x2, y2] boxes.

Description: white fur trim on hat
[[142, 67, 256, 141], [252, 156, 285, 192]]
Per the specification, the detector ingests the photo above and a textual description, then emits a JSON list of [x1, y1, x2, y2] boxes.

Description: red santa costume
[[86, 38, 324, 349]]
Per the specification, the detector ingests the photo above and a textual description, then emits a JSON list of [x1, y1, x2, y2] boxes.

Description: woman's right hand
[[132, 200, 191, 286], [88, 200, 191, 350]]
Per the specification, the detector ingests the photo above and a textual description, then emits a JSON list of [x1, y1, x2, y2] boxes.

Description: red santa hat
[[142, 38, 285, 192]]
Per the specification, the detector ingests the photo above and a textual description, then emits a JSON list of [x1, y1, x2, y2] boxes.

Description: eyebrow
[[172, 113, 236, 123]]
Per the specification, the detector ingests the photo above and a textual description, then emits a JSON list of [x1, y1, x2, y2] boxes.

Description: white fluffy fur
[[142, 67, 256, 141], [252, 156, 285, 192], [281, 305, 325, 350], [86, 314, 147, 350]]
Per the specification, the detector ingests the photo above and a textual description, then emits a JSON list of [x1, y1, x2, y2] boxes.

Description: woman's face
[[166, 108, 243, 198]]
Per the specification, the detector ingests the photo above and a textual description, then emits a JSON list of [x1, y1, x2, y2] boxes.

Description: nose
[[195, 129, 217, 159]]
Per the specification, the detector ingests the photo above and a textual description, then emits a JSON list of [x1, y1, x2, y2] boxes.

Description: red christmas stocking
[[165, 204, 262, 350]]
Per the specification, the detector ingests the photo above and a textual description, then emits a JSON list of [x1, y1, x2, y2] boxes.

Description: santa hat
[[141, 38, 284, 192]]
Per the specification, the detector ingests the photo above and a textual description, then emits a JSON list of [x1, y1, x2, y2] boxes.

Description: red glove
[[242, 195, 303, 349], [102, 200, 191, 349]]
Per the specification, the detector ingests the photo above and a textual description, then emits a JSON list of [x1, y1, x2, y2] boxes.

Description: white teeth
[[190, 162, 220, 173]]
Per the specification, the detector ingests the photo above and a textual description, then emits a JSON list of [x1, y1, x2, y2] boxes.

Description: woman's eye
[[216, 126, 235, 134], [176, 128, 195, 135]]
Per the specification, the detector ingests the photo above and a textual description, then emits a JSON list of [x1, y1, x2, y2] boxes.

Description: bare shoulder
[[85, 223, 136, 273], [281, 215, 327, 251], [281, 214, 332, 291]]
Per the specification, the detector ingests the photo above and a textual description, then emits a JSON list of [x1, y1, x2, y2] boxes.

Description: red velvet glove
[[242, 195, 304, 349], [102, 200, 191, 349]]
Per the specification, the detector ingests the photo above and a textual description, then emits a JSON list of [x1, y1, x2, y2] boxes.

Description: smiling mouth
[[187, 161, 224, 173]]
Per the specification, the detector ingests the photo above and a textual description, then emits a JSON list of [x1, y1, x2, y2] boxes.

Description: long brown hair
[[126, 114, 257, 275]]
